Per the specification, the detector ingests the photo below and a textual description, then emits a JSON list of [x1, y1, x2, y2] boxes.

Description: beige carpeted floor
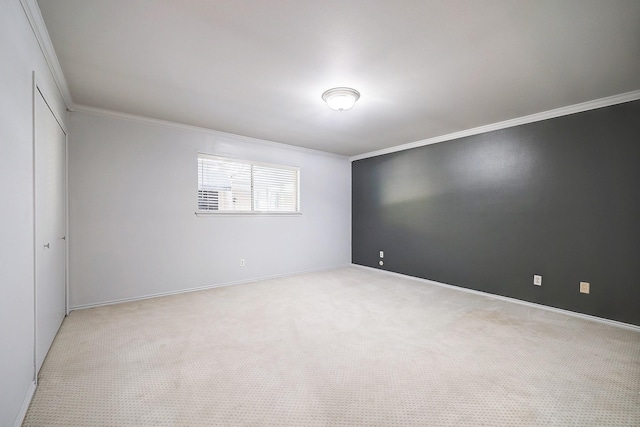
[[24, 267, 640, 426]]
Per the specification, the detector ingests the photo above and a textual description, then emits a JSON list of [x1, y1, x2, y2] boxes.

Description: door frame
[[32, 72, 69, 383]]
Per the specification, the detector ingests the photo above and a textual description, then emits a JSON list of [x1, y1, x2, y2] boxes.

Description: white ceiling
[[37, 0, 640, 157]]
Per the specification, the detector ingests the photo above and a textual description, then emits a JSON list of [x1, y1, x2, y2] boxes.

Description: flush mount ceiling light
[[322, 87, 360, 111]]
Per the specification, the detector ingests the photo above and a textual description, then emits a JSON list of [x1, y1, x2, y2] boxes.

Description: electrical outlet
[[379, 251, 384, 258], [580, 282, 590, 294], [533, 275, 542, 286], [240, 259, 245, 267]]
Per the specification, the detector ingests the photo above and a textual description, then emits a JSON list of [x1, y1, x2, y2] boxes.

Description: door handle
[[44, 243, 50, 249], [61, 236, 66, 240]]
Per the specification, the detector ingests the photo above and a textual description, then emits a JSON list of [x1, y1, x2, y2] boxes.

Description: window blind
[[198, 154, 299, 213]]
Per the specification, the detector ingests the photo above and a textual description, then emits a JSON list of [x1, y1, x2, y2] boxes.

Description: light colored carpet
[[24, 267, 640, 426]]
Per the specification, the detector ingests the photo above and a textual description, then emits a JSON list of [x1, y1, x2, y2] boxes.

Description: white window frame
[[196, 153, 301, 216]]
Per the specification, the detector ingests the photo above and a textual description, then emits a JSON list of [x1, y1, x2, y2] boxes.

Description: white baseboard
[[14, 381, 36, 427], [70, 264, 351, 311], [352, 264, 640, 333]]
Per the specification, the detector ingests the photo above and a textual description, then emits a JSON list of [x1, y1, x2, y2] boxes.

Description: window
[[197, 154, 300, 214]]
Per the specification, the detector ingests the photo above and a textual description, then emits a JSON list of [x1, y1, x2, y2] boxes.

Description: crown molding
[[69, 104, 348, 160], [350, 89, 640, 162], [20, 0, 73, 108], [17, 0, 639, 162]]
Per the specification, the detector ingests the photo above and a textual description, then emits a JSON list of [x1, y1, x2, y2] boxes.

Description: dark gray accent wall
[[352, 100, 640, 326]]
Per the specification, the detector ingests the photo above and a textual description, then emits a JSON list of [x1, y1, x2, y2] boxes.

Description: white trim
[[13, 381, 36, 427], [195, 212, 303, 217], [31, 73, 38, 385], [69, 264, 351, 311], [65, 128, 70, 316], [70, 105, 348, 160], [350, 90, 640, 161], [353, 264, 640, 333], [19, 0, 73, 108]]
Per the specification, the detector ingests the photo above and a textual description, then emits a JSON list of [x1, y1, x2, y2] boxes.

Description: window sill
[[195, 211, 302, 217]]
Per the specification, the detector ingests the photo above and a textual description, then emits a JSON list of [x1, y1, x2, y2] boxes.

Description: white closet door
[[34, 89, 67, 376]]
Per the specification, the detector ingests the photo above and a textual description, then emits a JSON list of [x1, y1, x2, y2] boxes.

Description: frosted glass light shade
[[322, 87, 360, 111]]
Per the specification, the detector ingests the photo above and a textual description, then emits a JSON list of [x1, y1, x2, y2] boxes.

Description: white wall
[[68, 111, 351, 308], [0, 1, 67, 426]]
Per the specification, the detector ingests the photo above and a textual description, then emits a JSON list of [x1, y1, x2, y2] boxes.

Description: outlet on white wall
[[240, 259, 245, 267], [533, 275, 542, 286]]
